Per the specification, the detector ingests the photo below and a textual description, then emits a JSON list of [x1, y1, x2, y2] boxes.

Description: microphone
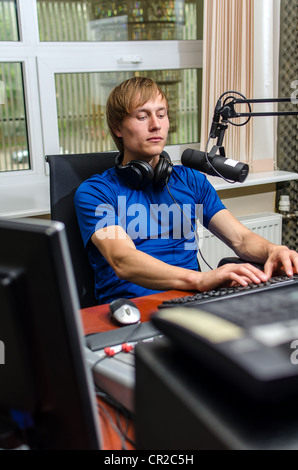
[[181, 149, 249, 183], [209, 99, 222, 139]]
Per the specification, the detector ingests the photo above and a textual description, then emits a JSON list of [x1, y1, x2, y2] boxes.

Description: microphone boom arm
[[210, 96, 298, 157], [220, 97, 298, 120], [198, 94, 298, 183]]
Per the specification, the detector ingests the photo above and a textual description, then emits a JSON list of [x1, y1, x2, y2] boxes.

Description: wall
[[219, 184, 276, 217]]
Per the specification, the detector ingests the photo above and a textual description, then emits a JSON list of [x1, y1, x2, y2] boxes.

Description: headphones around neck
[[115, 151, 173, 190]]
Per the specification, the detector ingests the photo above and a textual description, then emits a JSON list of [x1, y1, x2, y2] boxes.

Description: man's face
[[114, 93, 170, 163]]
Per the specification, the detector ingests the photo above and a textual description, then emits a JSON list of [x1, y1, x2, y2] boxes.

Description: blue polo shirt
[[74, 165, 225, 304]]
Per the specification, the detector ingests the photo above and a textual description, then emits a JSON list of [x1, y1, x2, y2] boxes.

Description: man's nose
[[149, 115, 161, 130]]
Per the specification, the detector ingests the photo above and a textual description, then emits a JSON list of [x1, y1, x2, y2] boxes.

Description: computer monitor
[[0, 218, 101, 450]]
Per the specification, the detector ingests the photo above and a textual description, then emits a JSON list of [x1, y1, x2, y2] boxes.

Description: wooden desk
[[81, 290, 191, 450]]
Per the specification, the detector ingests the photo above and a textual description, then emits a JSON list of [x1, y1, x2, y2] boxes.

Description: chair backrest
[[46, 152, 118, 308]]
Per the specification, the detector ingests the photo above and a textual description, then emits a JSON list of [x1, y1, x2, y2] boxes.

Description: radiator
[[197, 212, 283, 272]]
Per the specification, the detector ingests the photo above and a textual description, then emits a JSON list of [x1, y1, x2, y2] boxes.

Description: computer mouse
[[109, 298, 141, 326]]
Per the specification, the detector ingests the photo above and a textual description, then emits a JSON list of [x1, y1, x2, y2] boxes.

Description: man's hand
[[264, 245, 298, 278], [198, 262, 268, 292], [91, 224, 298, 295]]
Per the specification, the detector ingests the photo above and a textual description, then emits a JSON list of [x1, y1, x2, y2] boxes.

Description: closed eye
[[137, 114, 148, 120], [135, 107, 168, 121], [137, 112, 167, 121]]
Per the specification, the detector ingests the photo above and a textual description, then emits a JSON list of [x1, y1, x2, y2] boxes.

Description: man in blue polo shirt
[[75, 77, 298, 305]]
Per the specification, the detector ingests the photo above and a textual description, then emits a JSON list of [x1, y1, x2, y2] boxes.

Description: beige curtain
[[201, 0, 254, 167]]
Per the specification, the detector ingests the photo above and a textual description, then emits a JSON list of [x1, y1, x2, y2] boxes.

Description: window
[[0, 62, 29, 172], [1, 1, 295, 219], [0, 0, 203, 216], [55, 68, 202, 155], [0, 0, 19, 41], [0, 2, 29, 174], [37, 0, 199, 42]]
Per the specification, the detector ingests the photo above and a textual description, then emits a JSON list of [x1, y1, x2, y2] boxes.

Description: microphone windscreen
[[181, 148, 249, 183], [181, 149, 206, 168]]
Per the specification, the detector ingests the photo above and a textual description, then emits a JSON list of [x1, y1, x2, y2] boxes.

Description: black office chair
[[46, 151, 118, 309], [47, 152, 263, 309]]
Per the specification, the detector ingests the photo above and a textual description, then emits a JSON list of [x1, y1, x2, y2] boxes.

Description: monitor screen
[[0, 218, 101, 450]]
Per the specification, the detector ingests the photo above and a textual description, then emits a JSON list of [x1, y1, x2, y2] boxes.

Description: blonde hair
[[106, 76, 169, 154]]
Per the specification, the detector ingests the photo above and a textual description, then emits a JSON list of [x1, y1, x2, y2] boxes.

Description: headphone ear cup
[[115, 152, 172, 189], [116, 159, 154, 189], [154, 153, 173, 187], [130, 160, 154, 189]]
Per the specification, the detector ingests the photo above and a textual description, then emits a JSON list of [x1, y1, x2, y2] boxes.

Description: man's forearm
[[108, 245, 200, 292], [92, 226, 200, 291], [92, 224, 269, 293], [209, 209, 273, 265], [233, 231, 273, 264]]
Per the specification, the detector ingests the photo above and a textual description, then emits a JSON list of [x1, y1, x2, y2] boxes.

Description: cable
[[222, 91, 252, 127], [90, 322, 143, 372], [216, 90, 252, 126], [115, 408, 136, 448], [96, 400, 127, 450], [95, 388, 135, 450], [204, 135, 237, 184], [91, 337, 138, 448], [204, 91, 252, 184], [166, 176, 213, 270]]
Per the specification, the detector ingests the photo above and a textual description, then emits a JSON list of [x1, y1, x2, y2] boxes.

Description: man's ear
[[114, 127, 122, 138]]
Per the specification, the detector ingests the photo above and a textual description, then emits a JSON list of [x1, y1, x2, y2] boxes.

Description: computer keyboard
[[198, 279, 298, 329], [159, 274, 298, 312], [84, 276, 298, 409], [152, 274, 298, 403]]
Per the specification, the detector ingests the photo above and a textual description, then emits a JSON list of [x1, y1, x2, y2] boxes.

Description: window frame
[[0, 0, 203, 217], [1, 0, 297, 218], [37, 40, 203, 161]]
